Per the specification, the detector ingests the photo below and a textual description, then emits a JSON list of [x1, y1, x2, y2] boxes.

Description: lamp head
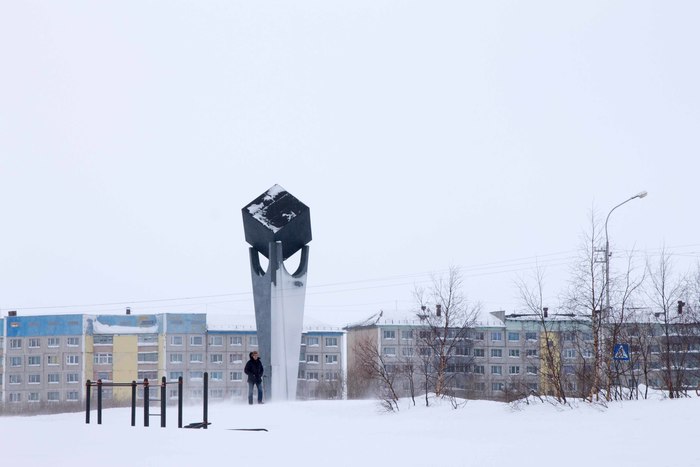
[[635, 191, 648, 199]]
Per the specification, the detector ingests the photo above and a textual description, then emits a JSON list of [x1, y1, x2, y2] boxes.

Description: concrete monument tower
[[242, 185, 311, 401]]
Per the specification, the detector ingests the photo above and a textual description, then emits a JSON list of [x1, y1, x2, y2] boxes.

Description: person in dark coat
[[244, 351, 264, 404]]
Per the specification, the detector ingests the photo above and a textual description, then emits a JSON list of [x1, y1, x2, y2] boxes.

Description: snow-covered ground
[[2, 393, 698, 466]]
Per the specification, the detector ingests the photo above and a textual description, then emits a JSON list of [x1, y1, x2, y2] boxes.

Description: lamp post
[[592, 190, 647, 400], [604, 191, 648, 317]]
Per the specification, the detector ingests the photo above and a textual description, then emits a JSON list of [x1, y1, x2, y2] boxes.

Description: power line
[[4, 244, 696, 313]]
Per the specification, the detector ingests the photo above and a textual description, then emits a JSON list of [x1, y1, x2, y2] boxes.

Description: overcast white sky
[[1, 1, 698, 326]]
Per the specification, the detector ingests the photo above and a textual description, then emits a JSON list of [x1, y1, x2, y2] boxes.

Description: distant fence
[[85, 372, 209, 429]]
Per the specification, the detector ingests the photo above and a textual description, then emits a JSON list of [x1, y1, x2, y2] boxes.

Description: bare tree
[[414, 266, 480, 405], [646, 248, 689, 398], [562, 211, 606, 400], [351, 334, 402, 410], [516, 266, 567, 403], [603, 250, 645, 400]]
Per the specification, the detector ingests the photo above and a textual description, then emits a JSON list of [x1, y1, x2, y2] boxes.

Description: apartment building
[[0, 312, 346, 412], [346, 308, 700, 401]]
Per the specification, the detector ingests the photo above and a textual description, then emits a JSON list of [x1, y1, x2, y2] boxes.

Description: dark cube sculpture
[[242, 184, 312, 260]]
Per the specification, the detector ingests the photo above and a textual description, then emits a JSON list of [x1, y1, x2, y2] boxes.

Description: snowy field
[[2, 393, 698, 467]]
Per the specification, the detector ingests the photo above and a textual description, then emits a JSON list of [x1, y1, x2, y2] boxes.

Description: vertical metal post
[[85, 380, 91, 424], [161, 376, 167, 428], [178, 376, 183, 428], [131, 381, 137, 427], [203, 372, 209, 429], [97, 379, 103, 425], [144, 378, 150, 427]]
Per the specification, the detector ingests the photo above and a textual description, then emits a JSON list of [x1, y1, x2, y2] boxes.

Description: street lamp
[[591, 191, 647, 400], [604, 190, 648, 316]]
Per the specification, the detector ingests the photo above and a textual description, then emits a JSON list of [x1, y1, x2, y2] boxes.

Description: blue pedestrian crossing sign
[[613, 343, 630, 361]]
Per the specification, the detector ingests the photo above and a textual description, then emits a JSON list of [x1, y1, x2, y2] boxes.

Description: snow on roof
[[205, 312, 343, 332], [92, 321, 158, 334]]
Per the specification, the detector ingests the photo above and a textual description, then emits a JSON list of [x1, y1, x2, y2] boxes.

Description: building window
[[28, 356, 41, 366], [138, 371, 158, 381], [67, 337, 80, 347], [491, 349, 502, 358], [48, 337, 60, 347], [492, 383, 504, 391], [190, 336, 203, 346], [473, 365, 485, 374], [47, 391, 60, 402], [474, 348, 485, 357], [508, 349, 520, 358], [48, 373, 60, 384], [491, 332, 502, 341], [564, 349, 577, 359], [169, 372, 183, 381], [526, 366, 538, 375], [97, 371, 112, 381], [94, 335, 113, 345], [563, 365, 575, 375], [210, 389, 224, 399], [325, 337, 339, 347], [94, 353, 113, 365], [9, 393, 22, 403], [28, 393, 40, 402], [10, 356, 22, 367], [526, 349, 538, 357], [491, 365, 502, 375], [401, 330, 413, 340], [230, 352, 243, 363], [563, 332, 575, 342], [10, 338, 22, 349], [419, 347, 431, 356], [307, 354, 319, 364], [230, 371, 243, 382], [249, 336, 258, 346], [325, 371, 339, 381], [474, 332, 485, 341], [210, 371, 223, 381], [66, 355, 80, 365], [208, 335, 223, 346], [402, 347, 414, 357], [383, 347, 396, 356], [28, 338, 41, 348], [509, 366, 520, 375], [525, 332, 537, 341], [307, 337, 319, 346], [138, 352, 158, 363], [67, 373, 80, 383], [230, 336, 242, 346], [210, 354, 223, 364], [325, 354, 338, 364], [138, 334, 157, 345], [190, 371, 204, 381], [170, 353, 183, 364], [508, 332, 520, 341], [67, 391, 80, 401], [307, 372, 319, 381], [383, 330, 396, 340], [190, 353, 203, 363], [171, 335, 183, 346], [9, 374, 22, 384]]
